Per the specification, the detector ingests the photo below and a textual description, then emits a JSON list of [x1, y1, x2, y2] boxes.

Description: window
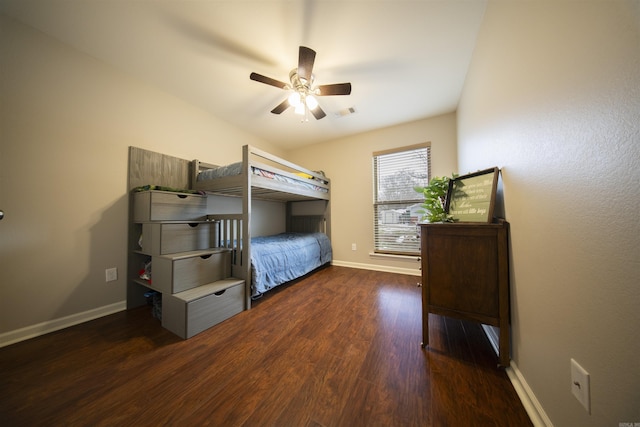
[[373, 143, 430, 255]]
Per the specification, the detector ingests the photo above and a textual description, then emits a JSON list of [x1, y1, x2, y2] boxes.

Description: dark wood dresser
[[419, 220, 510, 367]]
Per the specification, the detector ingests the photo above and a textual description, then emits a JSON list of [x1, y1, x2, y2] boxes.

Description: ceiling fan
[[250, 46, 352, 120]]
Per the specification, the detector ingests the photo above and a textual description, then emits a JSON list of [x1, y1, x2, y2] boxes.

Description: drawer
[[141, 222, 215, 255], [162, 279, 245, 339], [152, 249, 231, 293], [133, 190, 206, 222]]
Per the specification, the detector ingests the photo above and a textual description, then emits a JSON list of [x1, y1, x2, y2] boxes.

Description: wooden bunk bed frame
[[191, 145, 331, 309]]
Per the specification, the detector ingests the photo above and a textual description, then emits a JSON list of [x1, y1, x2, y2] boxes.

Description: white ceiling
[[0, 0, 487, 149]]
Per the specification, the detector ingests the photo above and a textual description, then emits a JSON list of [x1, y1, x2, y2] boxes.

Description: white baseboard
[[331, 260, 421, 276], [481, 325, 553, 427], [0, 301, 126, 348]]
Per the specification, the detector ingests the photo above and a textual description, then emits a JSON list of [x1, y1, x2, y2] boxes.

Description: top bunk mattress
[[197, 162, 329, 194]]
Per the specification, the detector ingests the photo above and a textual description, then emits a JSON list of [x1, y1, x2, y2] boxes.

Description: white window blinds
[[373, 143, 430, 255]]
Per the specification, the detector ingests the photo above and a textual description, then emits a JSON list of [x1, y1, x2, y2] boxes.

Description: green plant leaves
[[414, 174, 457, 223]]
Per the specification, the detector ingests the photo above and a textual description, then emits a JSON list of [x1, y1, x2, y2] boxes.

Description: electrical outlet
[[105, 267, 118, 282], [571, 358, 590, 413], [351, 243, 357, 251]]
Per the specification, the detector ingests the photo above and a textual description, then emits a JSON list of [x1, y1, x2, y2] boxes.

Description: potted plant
[[414, 175, 457, 223]]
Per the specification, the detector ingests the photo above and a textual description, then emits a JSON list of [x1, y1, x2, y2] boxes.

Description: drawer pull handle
[[200, 254, 212, 260], [188, 223, 199, 228], [214, 289, 226, 296], [177, 194, 188, 199]]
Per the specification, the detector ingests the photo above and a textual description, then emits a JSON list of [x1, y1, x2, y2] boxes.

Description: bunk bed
[[192, 145, 332, 306]]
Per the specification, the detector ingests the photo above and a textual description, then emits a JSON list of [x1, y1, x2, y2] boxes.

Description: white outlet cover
[[571, 358, 590, 413], [105, 268, 118, 282]]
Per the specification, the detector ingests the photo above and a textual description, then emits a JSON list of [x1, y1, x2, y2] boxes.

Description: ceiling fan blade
[[317, 82, 352, 96], [310, 105, 326, 120], [270, 99, 290, 114], [298, 46, 316, 82], [250, 72, 288, 89]]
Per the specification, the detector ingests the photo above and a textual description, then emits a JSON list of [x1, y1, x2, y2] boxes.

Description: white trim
[[506, 361, 554, 427], [0, 301, 126, 348], [331, 260, 421, 276], [482, 325, 553, 427], [368, 252, 420, 262]]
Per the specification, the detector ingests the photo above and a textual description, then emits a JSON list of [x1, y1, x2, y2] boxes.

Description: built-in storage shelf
[[153, 249, 232, 294], [133, 220, 221, 256], [132, 277, 152, 289], [154, 248, 230, 259], [128, 189, 245, 339], [163, 278, 244, 339], [133, 190, 207, 222]]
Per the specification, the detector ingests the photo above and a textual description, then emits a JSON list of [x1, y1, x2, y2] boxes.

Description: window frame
[[372, 143, 431, 256]]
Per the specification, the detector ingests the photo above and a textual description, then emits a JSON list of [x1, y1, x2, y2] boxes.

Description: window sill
[[369, 252, 420, 262]]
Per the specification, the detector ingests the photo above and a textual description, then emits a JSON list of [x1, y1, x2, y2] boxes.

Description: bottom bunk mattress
[[251, 232, 332, 297]]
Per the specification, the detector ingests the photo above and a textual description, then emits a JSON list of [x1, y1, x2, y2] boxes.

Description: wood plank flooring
[[0, 266, 532, 426]]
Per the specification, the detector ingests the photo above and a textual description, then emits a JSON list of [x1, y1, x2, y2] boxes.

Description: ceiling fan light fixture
[[305, 95, 318, 110], [250, 46, 352, 121], [294, 102, 305, 115], [288, 91, 301, 107]]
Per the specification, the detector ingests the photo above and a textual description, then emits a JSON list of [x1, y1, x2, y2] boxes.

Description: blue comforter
[[251, 232, 332, 296]]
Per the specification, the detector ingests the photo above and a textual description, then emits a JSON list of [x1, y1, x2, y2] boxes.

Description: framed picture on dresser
[[444, 167, 499, 223]]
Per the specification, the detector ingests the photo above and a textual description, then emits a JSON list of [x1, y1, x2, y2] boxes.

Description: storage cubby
[[129, 189, 245, 339], [163, 278, 244, 339], [151, 249, 231, 294], [139, 222, 215, 255], [133, 190, 207, 222]]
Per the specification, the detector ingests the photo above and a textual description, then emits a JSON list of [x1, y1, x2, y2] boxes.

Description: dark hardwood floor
[[0, 266, 532, 427]]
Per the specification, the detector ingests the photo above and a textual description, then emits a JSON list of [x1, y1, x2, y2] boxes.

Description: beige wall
[[288, 114, 458, 274], [458, 1, 640, 426], [0, 15, 279, 337]]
